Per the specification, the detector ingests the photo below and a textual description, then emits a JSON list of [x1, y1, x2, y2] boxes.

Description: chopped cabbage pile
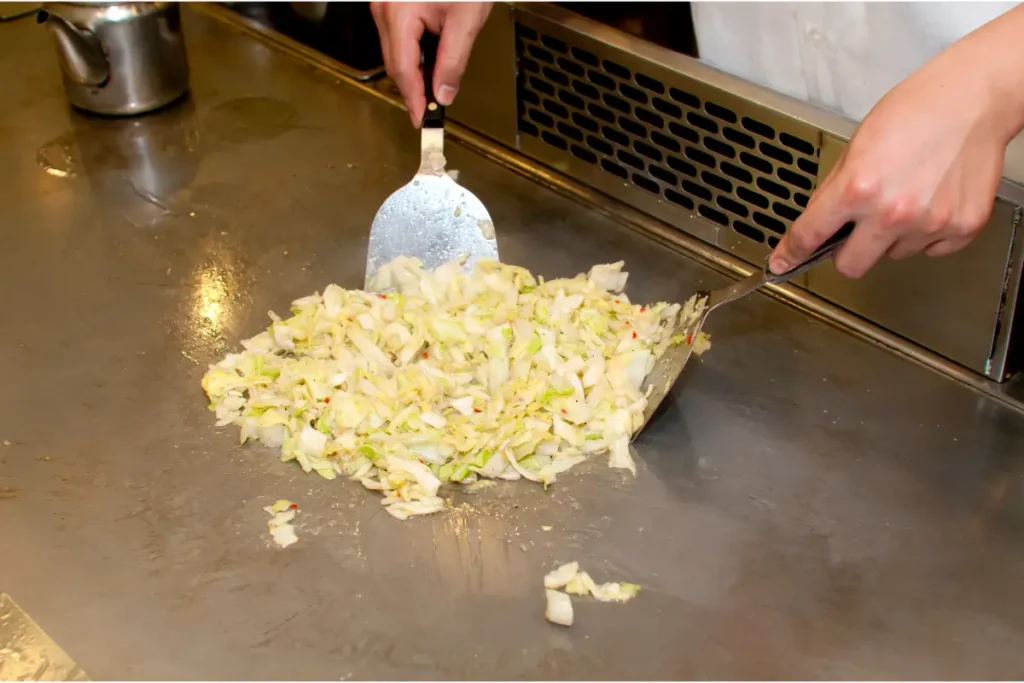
[[202, 257, 709, 520]]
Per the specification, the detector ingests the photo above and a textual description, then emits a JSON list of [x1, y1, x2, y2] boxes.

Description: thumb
[[769, 167, 852, 275], [433, 5, 490, 105]]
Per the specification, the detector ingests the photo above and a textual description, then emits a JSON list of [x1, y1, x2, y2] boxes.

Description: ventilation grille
[[514, 24, 821, 248]]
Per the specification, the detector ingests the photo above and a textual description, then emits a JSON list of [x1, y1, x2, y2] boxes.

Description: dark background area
[[222, 2, 698, 75]]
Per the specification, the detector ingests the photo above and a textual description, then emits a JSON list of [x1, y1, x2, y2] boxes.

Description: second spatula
[[636, 222, 856, 436]]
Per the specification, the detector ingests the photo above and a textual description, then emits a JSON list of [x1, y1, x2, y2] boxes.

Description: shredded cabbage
[[202, 258, 710, 520], [543, 561, 640, 627], [263, 499, 299, 547], [545, 589, 574, 627], [543, 561, 580, 589]]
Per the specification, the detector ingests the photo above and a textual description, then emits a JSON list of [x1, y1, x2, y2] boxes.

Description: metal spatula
[[365, 32, 498, 290], [636, 222, 855, 435]]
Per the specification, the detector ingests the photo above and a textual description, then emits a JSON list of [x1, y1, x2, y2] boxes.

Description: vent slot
[[668, 156, 697, 178], [620, 118, 647, 138], [653, 98, 682, 118], [651, 130, 680, 153], [717, 195, 749, 218], [571, 46, 599, 66], [666, 189, 694, 209], [543, 66, 569, 87], [558, 89, 585, 110], [635, 72, 665, 94], [588, 135, 613, 156], [633, 174, 660, 194], [590, 70, 616, 90], [571, 112, 597, 133], [705, 138, 736, 159], [723, 126, 755, 149], [541, 130, 567, 150], [670, 87, 700, 109], [698, 204, 729, 226], [515, 23, 821, 249], [588, 103, 614, 123], [773, 201, 802, 222], [571, 144, 597, 164], [527, 44, 554, 64], [558, 57, 584, 77], [604, 126, 629, 148], [636, 109, 664, 128], [542, 99, 568, 119], [540, 34, 568, 54], [601, 158, 627, 178], [620, 83, 648, 104], [572, 79, 599, 100], [556, 121, 583, 142], [669, 121, 699, 143], [734, 221, 766, 243]]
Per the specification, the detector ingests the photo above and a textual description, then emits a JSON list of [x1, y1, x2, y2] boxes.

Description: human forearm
[[768, 5, 1024, 278], [933, 3, 1024, 144]]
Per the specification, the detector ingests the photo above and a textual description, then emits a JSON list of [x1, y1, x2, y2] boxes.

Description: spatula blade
[[365, 173, 498, 289], [635, 294, 709, 439]]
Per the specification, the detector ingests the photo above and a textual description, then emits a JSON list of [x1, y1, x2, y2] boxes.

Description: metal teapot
[[38, 2, 190, 116]]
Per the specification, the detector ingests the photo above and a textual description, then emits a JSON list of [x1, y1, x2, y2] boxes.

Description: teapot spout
[[37, 9, 109, 87]]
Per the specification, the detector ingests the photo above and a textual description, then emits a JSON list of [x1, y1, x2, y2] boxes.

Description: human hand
[[768, 11, 1024, 278], [371, 2, 493, 127]]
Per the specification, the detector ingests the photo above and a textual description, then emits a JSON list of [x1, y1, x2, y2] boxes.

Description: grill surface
[[515, 23, 820, 251]]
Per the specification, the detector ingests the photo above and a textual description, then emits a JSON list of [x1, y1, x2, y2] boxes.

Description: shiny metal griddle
[[4, 7, 1024, 680]]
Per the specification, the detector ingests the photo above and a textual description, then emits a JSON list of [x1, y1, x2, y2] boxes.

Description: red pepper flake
[[347, 317, 353, 322], [640, 306, 646, 313], [686, 333, 694, 345], [561, 409, 567, 415], [473, 408, 482, 413], [288, 503, 298, 510], [614, 300, 620, 304], [377, 294, 386, 300], [422, 352, 429, 359], [323, 397, 331, 403], [632, 331, 637, 339]]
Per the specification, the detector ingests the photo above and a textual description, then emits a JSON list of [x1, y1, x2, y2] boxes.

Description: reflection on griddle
[[0, 594, 89, 682]]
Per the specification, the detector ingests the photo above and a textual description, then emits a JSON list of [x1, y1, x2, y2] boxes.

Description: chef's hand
[[371, 2, 493, 128], [768, 5, 1024, 279]]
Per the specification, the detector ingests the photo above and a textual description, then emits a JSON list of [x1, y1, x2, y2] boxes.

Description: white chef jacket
[[691, 2, 1019, 121]]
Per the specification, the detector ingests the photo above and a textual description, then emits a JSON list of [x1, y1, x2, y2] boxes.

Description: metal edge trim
[[191, 3, 386, 82], [513, 2, 1024, 208], [988, 205, 1024, 379], [193, 3, 1024, 415]]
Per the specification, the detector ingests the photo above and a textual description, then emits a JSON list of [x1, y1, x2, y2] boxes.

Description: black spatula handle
[[764, 221, 856, 284], [421, 31, 445, 129]]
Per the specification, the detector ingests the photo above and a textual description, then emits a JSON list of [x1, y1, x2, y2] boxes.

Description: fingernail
[[769, 256, 790, 274], [436, 85, 456, 106]]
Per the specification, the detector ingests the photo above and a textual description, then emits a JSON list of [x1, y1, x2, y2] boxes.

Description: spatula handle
[[421, 31, 445, 129], [764, 221, 855, 284]]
